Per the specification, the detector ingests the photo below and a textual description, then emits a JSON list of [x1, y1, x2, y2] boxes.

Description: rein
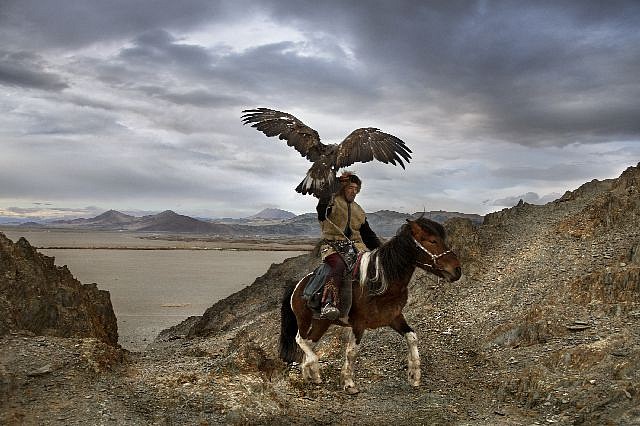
[[361, 234, 453, 296], [411, 236, 453, 272]]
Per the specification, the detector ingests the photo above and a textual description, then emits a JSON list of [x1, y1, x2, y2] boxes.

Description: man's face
[[344, 183, 360, 202]]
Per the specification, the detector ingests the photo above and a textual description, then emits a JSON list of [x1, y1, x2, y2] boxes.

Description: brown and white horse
[[280, 217, 462, 394]]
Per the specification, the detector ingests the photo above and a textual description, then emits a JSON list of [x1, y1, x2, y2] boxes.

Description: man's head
[[338, 172, 361, 202]]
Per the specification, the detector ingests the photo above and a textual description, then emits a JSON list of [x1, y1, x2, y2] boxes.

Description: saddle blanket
[[302, 263, 330, 311]]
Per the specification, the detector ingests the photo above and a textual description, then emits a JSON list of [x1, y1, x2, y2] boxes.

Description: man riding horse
[[243, 108, 462, 393], [316, 172, 381, 321]]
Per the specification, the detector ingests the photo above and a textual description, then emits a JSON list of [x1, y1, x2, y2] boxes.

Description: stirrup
[[320, 303, 340, 321]]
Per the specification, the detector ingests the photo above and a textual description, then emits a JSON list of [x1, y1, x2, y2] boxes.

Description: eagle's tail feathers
[[296, 173, 336, 198]]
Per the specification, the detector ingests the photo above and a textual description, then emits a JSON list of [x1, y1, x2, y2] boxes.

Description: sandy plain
[[0, 227, 310, 351]]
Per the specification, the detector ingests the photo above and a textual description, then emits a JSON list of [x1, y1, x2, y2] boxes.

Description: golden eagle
[[241, 108, 412, 198]]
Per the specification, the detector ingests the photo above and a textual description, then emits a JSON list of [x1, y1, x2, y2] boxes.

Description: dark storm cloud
[[67, 26, 376, 132], [117, 29, 375, 111], [0, 51, 68, 91], [4, 1, 639, 147], [0, 0, 241, 49], [11, 100, 126, 137], [257, 0, 640, 146], [85, 33, 233, 108], [63, 94, 122, 112], [131, 84, 250, 109], [216, 41, 378, 113], [118, 30, 214, 72], [160, 90, 247, 108]]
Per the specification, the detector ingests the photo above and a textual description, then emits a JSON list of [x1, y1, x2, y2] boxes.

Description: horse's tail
[[279, 281, 302, 363]]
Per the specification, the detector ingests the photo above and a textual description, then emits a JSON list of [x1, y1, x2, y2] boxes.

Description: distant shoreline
[[0, 227, 317, 252], [37, 245, 313, 251]]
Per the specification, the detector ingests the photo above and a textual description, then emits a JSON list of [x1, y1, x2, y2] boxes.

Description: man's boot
[[320, 276, 341, 321]]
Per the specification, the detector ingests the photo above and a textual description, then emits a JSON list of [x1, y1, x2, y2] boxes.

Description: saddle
[[302, 263, 331, 312], [302, 248, 364, 317]]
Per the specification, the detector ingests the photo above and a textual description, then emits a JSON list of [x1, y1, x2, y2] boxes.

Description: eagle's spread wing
[[241, 108, 326, 162], [241, 107, 413, 198], [335, 128, 412, 169]]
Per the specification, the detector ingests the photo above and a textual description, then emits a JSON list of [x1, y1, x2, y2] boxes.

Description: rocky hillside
[[1, 163, 638, 424], [0, 234, 118, 345], [155, 162, 639, 424], [1, 233, 124, 424]]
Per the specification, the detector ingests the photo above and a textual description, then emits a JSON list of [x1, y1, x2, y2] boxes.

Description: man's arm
[[360, 220, 381, 250], [316, 196, 332, 221]]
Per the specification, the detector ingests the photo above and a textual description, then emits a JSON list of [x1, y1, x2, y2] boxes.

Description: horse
[[279, 217, 462, 394]]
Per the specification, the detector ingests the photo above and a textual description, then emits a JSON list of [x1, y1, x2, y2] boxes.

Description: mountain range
[[8, 208, 483, 238]]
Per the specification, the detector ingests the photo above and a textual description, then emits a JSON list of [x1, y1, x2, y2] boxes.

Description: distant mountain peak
[[94, 209, 134, 219], [247, 208, 296, 220], [90, 210, 135, 224]]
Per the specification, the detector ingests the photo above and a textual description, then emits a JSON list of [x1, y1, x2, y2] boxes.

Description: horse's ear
[[407, 219, 423, 237]]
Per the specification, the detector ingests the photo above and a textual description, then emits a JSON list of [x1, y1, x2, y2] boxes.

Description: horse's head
[[407, 218, 462, 282]]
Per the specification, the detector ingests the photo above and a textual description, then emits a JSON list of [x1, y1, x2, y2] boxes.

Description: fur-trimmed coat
[[316, 194, 380, 260]]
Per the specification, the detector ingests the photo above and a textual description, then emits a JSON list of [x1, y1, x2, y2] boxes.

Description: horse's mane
[[363, 217, 446, 294]]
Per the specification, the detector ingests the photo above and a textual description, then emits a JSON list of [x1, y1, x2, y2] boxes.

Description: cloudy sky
[[1, 1, 639, 220]]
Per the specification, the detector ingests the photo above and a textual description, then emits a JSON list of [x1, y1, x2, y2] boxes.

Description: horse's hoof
[[303, 372, 323, 384], [344, 386, 360, 395]]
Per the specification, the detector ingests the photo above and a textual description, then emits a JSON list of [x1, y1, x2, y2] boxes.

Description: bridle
[[411, 236, 453, 272]]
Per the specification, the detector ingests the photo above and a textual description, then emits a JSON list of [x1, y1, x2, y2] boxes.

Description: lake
[[1, 229, 305, 351]]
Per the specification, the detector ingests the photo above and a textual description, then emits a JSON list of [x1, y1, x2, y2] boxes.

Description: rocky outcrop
[[0, 233, 118, 345], [556, 163, 640, 238], [482, 198, 536, 226], [557, 178, 614, 202]]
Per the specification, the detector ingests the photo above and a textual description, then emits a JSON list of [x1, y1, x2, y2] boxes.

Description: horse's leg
[[390, 314, 420, 387], [296, 320, 331, 384], [340, 326, 364, 394], [290, 277, 322, 384], [295, 331, 322, 384]]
